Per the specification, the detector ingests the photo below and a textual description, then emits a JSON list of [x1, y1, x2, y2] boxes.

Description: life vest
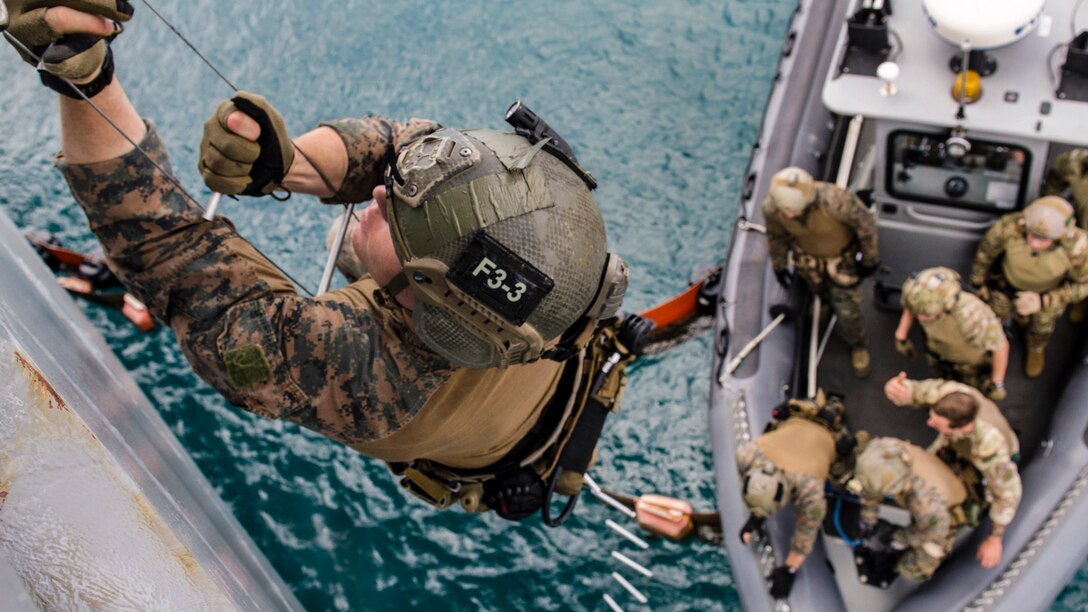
[[1001, 239, 1070, 293], [777, 202, 855, 258], [920, 307, 989, 365], [389, 319, 634, 525], [757, 419, 836, 480]]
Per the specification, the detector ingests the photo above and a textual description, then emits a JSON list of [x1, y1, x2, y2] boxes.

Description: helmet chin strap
[[380, 271, 411, 310]]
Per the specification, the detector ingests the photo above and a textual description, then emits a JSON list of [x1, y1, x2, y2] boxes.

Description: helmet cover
[[387, 127, 612, 368], [848, 438, 912, 499], [1023, 196, 1074, 240], [769, 167, 816, 214], [902, 266, 960, 317], [743, 457, 787, 517]]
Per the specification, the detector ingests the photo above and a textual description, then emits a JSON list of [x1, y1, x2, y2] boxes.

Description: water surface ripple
[[2, 1, 1086, 610]]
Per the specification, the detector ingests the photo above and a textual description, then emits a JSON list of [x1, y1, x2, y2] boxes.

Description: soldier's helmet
[[847, 438, 913, 499], [742, 456, 787, 517], [1023, 196, 1074, 240], [385, 121, 627, 369], [902, 267, 961, 317], [769, 167, 817, 214]]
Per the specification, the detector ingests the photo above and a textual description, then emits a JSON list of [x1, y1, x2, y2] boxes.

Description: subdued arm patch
[[224, 344, 272, 390]]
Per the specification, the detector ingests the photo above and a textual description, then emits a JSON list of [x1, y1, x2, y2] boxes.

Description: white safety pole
[[318, 204, 356, 295], [807, 295, 821, 399], [201, 192, 223, 221]]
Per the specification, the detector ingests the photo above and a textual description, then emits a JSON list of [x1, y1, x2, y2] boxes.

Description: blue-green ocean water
[[2, 1, 1088, 610]]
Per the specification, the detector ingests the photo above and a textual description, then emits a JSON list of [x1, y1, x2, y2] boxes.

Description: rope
[[140, 0, 341, 198], [6, 30, 318, 298]]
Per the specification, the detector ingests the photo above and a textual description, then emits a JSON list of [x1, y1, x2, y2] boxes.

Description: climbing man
[[737, 393, 862, 600], [884, 373, 1022, 569], [970, 196, 1088, 378], [3, 0, 643, 525], [895, 267, 1009, 400], [849, 437, 967, 583], [763, 167, 879, 378]]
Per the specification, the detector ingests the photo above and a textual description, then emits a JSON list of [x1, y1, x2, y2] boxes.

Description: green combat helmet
[[1023, 196, 1074, 240], [902, 266, 961, 317], [383, 103, 628, 369], [742, 457, 787, 517], [768, 167, 817, 214], [847, 438, 913, 499]]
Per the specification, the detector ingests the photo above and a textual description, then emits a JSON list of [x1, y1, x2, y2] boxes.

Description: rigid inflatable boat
[[711, 1, 1088, 610]]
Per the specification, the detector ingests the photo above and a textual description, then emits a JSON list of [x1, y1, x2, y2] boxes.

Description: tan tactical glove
[[4, 0, 132, 96], [895, 337, 915, 359], [1015, 291, 1042, 316], [199, 92, 295, 197]]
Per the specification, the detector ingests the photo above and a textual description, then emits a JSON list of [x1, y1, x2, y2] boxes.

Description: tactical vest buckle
[[399, 467, 458, 510]]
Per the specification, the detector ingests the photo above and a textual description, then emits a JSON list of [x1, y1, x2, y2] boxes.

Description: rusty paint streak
[[130, 490, 204, 579], [14, 350, 69, 412]]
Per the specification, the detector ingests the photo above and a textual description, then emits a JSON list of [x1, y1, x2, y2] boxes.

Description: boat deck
[[816, 278, 1088, 462]]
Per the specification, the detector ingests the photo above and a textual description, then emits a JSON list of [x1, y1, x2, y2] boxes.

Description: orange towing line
[[25, 231, 155, 332]]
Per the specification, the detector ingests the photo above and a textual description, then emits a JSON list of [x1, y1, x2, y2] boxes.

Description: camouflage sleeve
[[818, 182, 879, 264], [958, 295, 1006, 352], [787, 472, 827, 556], [1041, 150, 1076, 197], [925, 433, 948, 455], [318, 116, 441, 204], [900, 478, 951, 551], [973, 425, 1023, 528], [762, 198, 791, 271], [56, 121, 456, 445], [1049, 231, 1088, 306], [823, 184, 879, 265], [907, 378, 970, 408], [971, 216, 1012, 286]]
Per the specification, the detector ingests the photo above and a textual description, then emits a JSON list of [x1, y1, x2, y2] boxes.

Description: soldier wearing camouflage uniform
[[736, 394, 859, 599], [1042, 148, 1088, 229], [5, 1, 632, 522], [895, 267, 1009, 399], [1041, 148, 1088, 323], [763, 167, 880, 378], [884, 374, 1022, 569], [970, 196, 1088, 377], [850, 438, 968, 583]]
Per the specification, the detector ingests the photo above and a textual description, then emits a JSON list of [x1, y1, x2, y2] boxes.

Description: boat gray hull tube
[[0, 210, 303, 611], [710, 0, 1088, 610]]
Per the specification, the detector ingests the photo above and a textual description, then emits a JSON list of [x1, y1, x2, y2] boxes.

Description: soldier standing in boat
[[969, 196, 1088, 378], [895, 267, 1010, 400], [1040, 152, 1088, 323], [763, 167, 879, 379], [736, 393, 860, 599], [850, 437, 966, 583], [2, 0, 642, 524], [884, 373, 1023, 569]]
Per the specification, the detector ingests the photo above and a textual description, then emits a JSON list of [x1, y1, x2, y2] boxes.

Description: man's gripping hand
[[199, 91, 295, 197], [4, 1, 132, 85]]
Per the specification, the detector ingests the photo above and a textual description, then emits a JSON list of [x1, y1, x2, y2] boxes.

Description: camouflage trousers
[[896, 539, 953, 582], [795, 257, 868, 348], [985, 289, 1064, 351]]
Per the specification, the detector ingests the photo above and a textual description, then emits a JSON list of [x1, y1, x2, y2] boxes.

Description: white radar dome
[[922, 0, 1046, 49]]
